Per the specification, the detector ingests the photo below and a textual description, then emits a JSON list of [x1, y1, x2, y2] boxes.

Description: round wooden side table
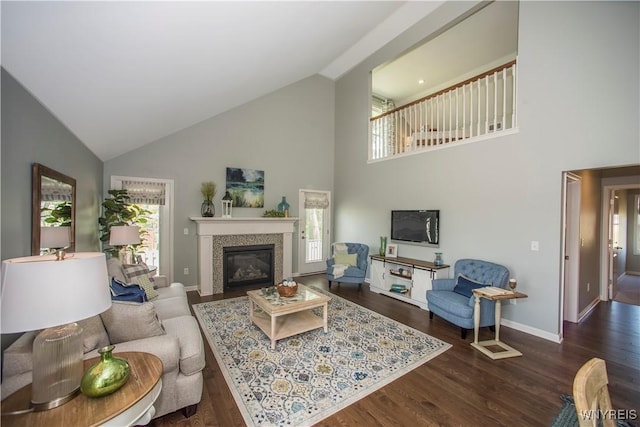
[[1, 351, 163, 427]]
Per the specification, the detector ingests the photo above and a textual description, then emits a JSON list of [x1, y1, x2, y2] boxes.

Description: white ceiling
[[373, 0, 519, 104], [0, 1, 414, 161], [1, 1, 515, 162]]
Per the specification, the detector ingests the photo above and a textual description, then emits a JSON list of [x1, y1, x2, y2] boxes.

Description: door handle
[[565, 255, 569, 260]]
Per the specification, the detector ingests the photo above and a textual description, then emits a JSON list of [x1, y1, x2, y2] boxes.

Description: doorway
[[560, 166, 640, 340], [297, 190, 331, 275], [601, 184, 640, 306]]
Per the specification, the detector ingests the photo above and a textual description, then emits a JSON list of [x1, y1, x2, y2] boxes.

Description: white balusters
[[502, 67, 507, 131], [369, 61, 517, 161]]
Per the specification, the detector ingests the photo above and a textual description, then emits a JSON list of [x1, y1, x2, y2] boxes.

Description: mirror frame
[[32, 163, 76, 255]]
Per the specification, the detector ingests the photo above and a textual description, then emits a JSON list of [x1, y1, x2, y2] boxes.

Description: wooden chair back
[[572, 357, 615, 427]]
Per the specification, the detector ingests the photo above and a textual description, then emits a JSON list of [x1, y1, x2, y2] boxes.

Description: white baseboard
[[184, 285, 198, 292], [625, 270, 640, 276], [500, 318, 562, 343], [282, 276, 564, 343], [578, 298, 599, 322]]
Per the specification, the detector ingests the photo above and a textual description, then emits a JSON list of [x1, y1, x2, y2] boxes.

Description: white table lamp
[[0, 252, 112, 410], [109, 225, 141, 263], [40, 226, 71, 259]]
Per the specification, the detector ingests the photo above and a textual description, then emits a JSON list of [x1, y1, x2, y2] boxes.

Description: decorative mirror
[[32, 163, 76, 255]]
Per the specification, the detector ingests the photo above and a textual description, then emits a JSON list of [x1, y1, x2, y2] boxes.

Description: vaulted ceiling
[[2, 1, 511, 162]]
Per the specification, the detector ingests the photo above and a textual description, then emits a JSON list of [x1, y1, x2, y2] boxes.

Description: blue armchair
[[426, 259, 509, 339], [326, 243, 369, 290]]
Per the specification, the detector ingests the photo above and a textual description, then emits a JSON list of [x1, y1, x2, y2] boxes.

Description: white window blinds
[[41, 177, 73, 201], [121, 180, 166, 205], [303, 191, 329, 209]]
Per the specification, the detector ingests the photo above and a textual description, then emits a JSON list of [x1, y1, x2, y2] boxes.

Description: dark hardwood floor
[[152, 274, 640, 427]]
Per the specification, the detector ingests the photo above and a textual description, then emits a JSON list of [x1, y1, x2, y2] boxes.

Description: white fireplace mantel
[[189, 217, 298, 295]]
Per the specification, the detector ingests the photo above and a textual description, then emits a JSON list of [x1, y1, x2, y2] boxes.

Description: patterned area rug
[[193, 287, 451, 426]]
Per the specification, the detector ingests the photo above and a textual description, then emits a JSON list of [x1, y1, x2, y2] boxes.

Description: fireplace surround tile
[[190, 217, 297, 296], [213, 234, 283, 294]]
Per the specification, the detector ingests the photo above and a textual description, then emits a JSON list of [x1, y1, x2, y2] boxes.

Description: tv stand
[[370, 254, 450, 310]]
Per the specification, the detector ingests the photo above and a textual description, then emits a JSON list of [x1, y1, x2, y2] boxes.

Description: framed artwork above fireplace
[[225, 167, 264, 208]]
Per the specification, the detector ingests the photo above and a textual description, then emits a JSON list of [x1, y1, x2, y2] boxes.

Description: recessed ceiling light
[[418, 79, 425, 85]]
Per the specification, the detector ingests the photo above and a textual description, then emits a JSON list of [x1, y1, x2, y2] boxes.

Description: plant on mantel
[[98, 189, 150, 257], [201, 182, 217, 201], [200, 181, 217, 217], [262, 209, 285, 218]]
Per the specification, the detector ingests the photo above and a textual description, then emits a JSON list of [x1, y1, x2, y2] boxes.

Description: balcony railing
[[370, 60, 517, 161]]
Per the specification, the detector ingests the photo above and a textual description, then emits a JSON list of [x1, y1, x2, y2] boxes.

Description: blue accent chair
[[326, 243, 369, 290], [426, 259, 509, 339]]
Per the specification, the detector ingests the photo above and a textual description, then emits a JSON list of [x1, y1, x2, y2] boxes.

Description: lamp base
[[118, 247, 134, 265], [32, 389, 80, 411], [31, 323, 84, 411]]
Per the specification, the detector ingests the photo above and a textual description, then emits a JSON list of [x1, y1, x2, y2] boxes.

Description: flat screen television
[[391, 210, 439, 245]]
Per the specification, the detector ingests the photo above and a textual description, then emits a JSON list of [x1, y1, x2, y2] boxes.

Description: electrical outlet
[[184, 227, 189, 235], [587, 282, 590, 292], [530, 241, 540, 251], [184, 267, 189, 275], [509, 298, 516, 305]]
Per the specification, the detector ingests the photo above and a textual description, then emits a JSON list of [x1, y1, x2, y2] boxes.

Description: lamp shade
[[40, 226, 71, 249], [109, 225, 141, 246], [1, 252, 112, 333]]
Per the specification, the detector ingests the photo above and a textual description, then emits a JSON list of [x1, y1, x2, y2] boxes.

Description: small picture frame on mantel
[[385, 243, 398, 258]]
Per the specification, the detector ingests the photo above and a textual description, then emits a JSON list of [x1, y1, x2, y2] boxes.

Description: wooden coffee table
[[247, 284, 331, 349]]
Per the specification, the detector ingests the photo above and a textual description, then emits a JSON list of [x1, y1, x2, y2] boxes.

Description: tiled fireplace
[[190, 217, 297, 296], [223, 244, 274, 291]]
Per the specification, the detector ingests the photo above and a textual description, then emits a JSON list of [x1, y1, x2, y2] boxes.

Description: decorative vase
[[277, 196, 290, 217], [434, 252, 443, 266], [80, 345, 130, 398], [201, 200, 215, 217], [379, 236, 387, 256]]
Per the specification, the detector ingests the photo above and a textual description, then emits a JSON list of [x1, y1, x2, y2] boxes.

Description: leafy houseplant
[[98, 189, 151, 258], [41, 201, 72, 226], [200, 182, 217, 217]]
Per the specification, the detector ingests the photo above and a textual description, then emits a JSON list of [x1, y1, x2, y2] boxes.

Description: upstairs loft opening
[[370, 1, 519, 162]]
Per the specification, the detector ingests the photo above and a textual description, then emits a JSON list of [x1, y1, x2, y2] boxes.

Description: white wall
[[334, 1, 639, 338], [104, 75, 335, 285]]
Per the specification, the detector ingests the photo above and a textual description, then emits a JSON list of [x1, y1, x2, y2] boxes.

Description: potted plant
[[98, 189, 150, 258], [200, 181, 217, 217], [41, 201, 72, 226]]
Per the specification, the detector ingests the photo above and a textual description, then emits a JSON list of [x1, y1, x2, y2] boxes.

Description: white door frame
[[111, 176, 175, 283], [561, 172, 581, 332], [297, 189, 331, 275]]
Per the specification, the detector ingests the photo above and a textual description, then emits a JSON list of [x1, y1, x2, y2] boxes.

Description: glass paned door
[[298, 190, 330, 274], [135, 204, 160, 268]]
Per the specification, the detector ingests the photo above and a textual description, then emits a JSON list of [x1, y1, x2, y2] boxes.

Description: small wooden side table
[[471, 287, 528, 360], [1, 351, 163, 427]]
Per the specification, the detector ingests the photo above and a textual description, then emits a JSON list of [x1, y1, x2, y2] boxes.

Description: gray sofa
[[1, 258, 205, 419]]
